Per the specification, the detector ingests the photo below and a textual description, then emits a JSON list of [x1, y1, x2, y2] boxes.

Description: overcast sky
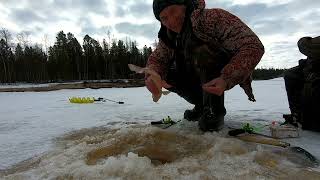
[[0, 0, 319, 68]]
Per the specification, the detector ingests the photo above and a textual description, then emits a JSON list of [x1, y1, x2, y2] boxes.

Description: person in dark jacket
[[146, 0, 264, 131], [284, 36, 320, 131]]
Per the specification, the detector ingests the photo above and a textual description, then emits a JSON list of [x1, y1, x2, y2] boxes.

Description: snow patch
[[2, 125, 320, 179]]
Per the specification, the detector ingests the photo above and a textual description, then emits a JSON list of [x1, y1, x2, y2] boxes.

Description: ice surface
[[1, 78, 320, 179]]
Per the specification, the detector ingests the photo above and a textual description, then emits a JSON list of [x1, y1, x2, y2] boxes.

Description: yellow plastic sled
[[69, 97, 95, 104]]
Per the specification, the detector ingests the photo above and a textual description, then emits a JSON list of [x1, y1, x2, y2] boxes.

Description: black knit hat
[[298, 36, 320, 58], [153, 0, 185, 21]]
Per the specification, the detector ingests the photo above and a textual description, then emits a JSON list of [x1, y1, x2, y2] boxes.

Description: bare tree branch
[[16, 31, 31, 47], [0, 28, 12, 45]]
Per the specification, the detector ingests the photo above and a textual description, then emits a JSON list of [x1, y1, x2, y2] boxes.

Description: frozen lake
[[1, 78, 320, 179]]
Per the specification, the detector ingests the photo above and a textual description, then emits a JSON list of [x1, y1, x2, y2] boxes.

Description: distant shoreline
[[0, 78, 283, 92], [0, 79, 145, 92]]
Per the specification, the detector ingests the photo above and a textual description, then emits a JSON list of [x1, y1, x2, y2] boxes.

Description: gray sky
[[0, 0, 319, 68]]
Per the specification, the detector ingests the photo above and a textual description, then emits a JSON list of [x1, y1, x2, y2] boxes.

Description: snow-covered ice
[[1, 78, 320, 179]]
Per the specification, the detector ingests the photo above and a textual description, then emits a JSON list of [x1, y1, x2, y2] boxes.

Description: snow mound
[[2, 124, 320, 180]]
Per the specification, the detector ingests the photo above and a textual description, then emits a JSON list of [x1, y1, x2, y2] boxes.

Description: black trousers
[[284, 63, 320, 131], [284, 66, 304, 115], [165, 60, 226, 116]]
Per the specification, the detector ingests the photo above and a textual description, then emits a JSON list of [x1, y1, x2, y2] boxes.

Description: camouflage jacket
[[147, 0, 264, 101]]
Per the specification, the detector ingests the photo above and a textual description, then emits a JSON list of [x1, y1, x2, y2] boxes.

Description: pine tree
[[0, 39, 13, 82], [67, 33, 83, 80], [14, 43, 24, 81]]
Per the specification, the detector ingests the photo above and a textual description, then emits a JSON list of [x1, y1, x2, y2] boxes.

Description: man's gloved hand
[[202, 77, 227, 96]]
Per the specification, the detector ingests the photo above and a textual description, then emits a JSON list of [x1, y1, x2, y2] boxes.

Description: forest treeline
[[0, 29, 151, 83], [0, 28, 286, 83], [253, 68, 286, 80]]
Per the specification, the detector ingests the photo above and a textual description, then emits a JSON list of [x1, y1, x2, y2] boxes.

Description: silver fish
[[128, 64, 170, 102]]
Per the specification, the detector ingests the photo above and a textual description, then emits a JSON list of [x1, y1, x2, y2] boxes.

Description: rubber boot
[[195, 62, 227, 132], [198, 92, 226, 132], [184, 104, 203, 121], [282, 112, 301, 128]]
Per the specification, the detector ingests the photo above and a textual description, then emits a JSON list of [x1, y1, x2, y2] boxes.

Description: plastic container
[[270, 124, 300, 139]]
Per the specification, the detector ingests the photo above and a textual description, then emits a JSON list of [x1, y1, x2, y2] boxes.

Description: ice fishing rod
[[228, 124, 319, 167], [69, 97, 124, 104], [95, 97, 124, 104]]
